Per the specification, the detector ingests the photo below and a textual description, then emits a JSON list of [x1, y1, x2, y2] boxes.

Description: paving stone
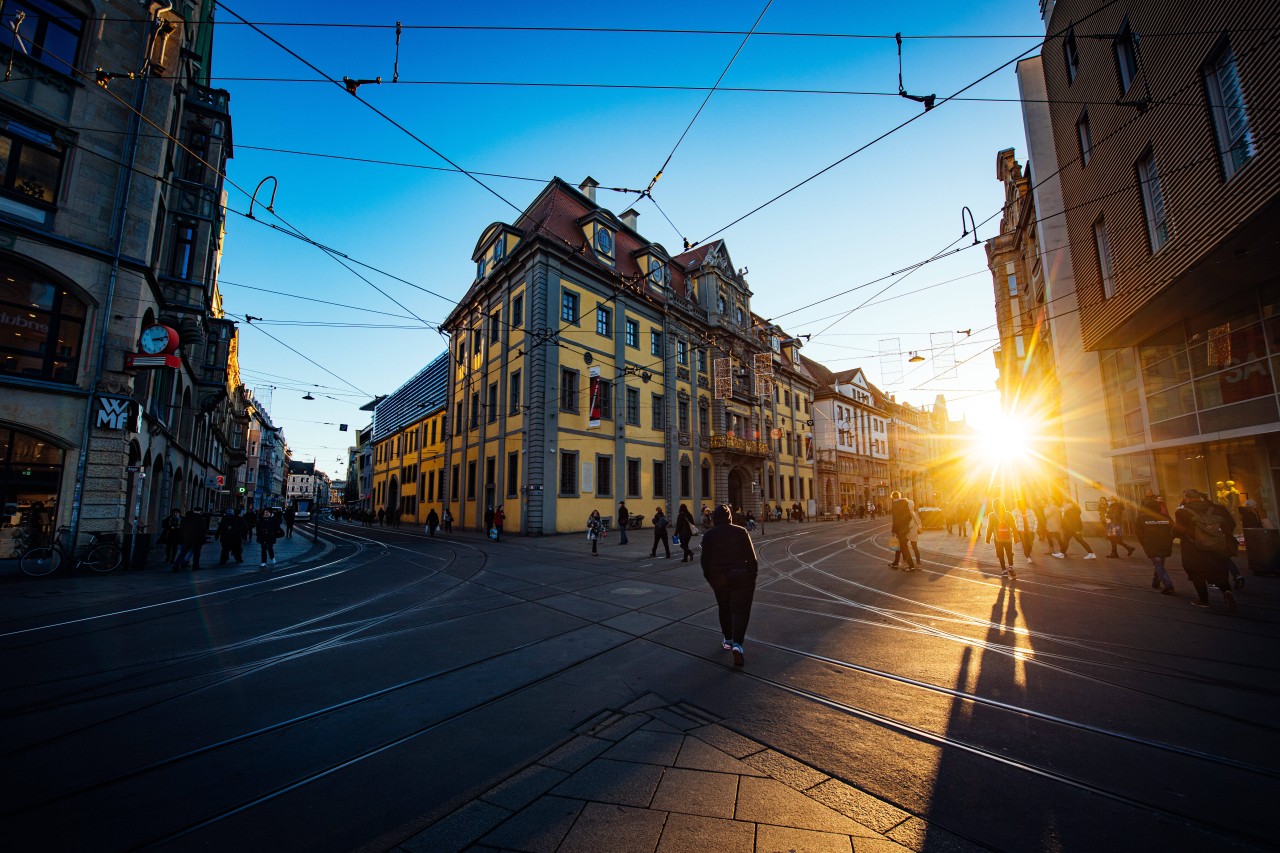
[[672, 702, 721, 726], [556, 802, 669, 853], [400, 800, 511, 853], [650, 766, 739, 819], [641, 718, 683, 734], [551, 758, 665, 808], [736, 777, 882, 837], [600, 729, 685, 766], [691, 724, 766, 759], [649, 707, 702, 731], [755, 824, 853, 853], [539, 736, 611, 772], [478, 796, 584, 853], [675, 738, 768, 776], [849, 838, 915, 853], [535, 592, 629, 622], [807, 779, 912, 835], [884, 817, 989, 853], [745, 749, 830, 791], [621, 692, 670, 713], [593, 712, 650, 742], [480, 765, 570, 812], [655, 812, 755, 853], [602, 611, 672, 635]]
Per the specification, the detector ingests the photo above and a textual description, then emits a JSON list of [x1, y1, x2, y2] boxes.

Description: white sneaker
[[271, 558, 276, 565], [1052, 552, 1065, 559], [1084, 552, 1097, 560], [260, 561, 267, 567], [1025, 557, 1033, 564]]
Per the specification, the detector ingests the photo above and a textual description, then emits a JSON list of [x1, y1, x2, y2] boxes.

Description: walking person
[[1174, 489, 1237, 611], [216, 509, 245, 566], [483, 505, 495, 534], [700, 505, 759, 667], [241, 507, 255, 545], [587, 509, 603, 557], [904, 499, 922, 566], [984, 498, 1018, 580], [284, 505, 296, 539], [258, 507, 281, 568], [1060, 499, 1097, 558], [442, 507, 453, 534], [1013, 498, 1038, 564], [1137, 490, 1176, 595], [651, 506, 672, 558], [676, 504, 695, 562], [1105, 497, 1136, 558], [617, 501, 630, 545], [172, 508, 206, 572], [492, 505, 505, 541], [161, 508, 183, 564], [887, 490, 917, 570], [1042, 498, 1065, 557], [425, 507, 439, 537]]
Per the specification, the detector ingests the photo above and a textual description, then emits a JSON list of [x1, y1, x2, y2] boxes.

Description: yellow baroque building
[[370, 352, 449, 525], [439, 177, 816, 535]]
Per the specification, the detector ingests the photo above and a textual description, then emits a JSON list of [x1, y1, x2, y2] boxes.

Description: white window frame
[[1094, 219, 1116, 299], [1204, 43, 1255, 180], [1137, 151, 1171, 251]]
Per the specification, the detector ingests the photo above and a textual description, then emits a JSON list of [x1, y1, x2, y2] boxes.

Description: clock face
[[139, 324, 173, 354]]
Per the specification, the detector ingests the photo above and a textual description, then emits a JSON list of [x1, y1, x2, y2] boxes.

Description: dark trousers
[[173, 543, 201, 571], [1190, 576, 1231, 603], [680, 537, 694, 562], [993, 539, 1013, 569], [591, 537, 598, 555], [165, 540, 179, 562], [619, 524, 628, 544], [1020, 531, 1035, 559], [890, 531, 915, 567], [714, 576, 757, 644], [652, 530, 670, 558], [494, 525, 502, 541], [219, 538, 243, 564], [1062, 532, 1093, 555], [260, 541, 276, 562], [285, 521, 294, 538]]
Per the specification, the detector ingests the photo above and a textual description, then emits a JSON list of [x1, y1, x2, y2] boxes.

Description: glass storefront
[[0, 427, 65, 558]]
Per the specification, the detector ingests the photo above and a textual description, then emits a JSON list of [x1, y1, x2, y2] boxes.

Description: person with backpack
[[651, 507, 671, 558], [675, 504, 695, 563], [1174, 489, 1237, 611], [1013, 498, 1038, 564], [1137, 490, 1175, 595], [586, 509, 603, 557], [984, 498, 1018, 579], [887, 490, 918, 570], [1104, 497, 1136, 558]]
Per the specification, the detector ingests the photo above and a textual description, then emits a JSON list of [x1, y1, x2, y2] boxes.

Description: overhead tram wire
[[691, 0, 1124, 248], [228, 314, 370, 396]]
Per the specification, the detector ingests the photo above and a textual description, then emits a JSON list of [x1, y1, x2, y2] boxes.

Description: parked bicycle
[[19, 526, 123, 577]]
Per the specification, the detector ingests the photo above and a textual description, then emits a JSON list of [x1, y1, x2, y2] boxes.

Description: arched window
[[0, 256, 87, 383]]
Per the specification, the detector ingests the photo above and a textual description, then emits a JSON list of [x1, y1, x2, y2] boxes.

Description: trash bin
[[917, 507, 944, 530], [1243, 528, 1280, 575]]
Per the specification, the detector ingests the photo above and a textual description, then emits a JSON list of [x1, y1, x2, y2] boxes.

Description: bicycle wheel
[[85, 544, 123, 573], [20, 547, 61, 577]]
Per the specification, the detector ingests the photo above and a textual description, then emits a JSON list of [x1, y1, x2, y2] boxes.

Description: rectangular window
[[626, 458, 642, 498], [676, 340, 687, 365], [596, 454, 612, 496], [1205, 43, 1255, 179], [170, 221, 198, 280], [560, 451, 578, 495], [470, 392, 480, 428], [489, 310, 500, 343], [1094, 219, 1116, 299], [680, 463, 691, 498], [596, 305, 611, 337], [697, 349, 707, 373], [448, 464, 457, 500], [560, 368, 579, 412], [0, 0, 83, 76], [455, 402, 463, 434], [698, 403, 709, 434], [561, 290, 579, 323], [428, 469, 436, 501], [487, 382, 498, 422], [678, 400, 690, 433], [1115, 22, 1138, 93], [486, 456, 496, 496], [512, 293, 524, 327], [651, 394, 665, 430], [784, 390, 791, 408], [467, 461, 477, 500], [653, 461, 665, 498], [625, 387, 640, 425], [1063, 26, 1079, 83], [509, 369, 521, 414], [650, 330, 662, 357], [701, 465, 711, 499], [597, 380, 613, 419], [507, 451, 519, 498], [1007, 274, 1018, 297], [1137, 151, 1170, 251], [1077, 111, 1092, 166], [625, 318, 639, 348]]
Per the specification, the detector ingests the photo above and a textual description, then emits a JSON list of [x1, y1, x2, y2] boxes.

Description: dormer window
[[594, 226, 613, 256], [647, 258, 667, 289]]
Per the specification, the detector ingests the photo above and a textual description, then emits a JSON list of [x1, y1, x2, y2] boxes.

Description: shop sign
[[95, 395, 136, 431]]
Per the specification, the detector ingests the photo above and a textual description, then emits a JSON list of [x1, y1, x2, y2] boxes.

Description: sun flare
[[972, 413, 1034, 466]]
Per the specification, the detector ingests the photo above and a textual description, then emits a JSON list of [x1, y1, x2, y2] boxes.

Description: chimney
[[579, 176, 599, 203], [620, 208, 639, 231]]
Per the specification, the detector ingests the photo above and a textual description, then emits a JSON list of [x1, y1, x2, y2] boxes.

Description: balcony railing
[[709, 434, 770, 457]]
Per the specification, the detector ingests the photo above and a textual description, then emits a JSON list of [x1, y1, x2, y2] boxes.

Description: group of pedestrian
[[163, 506, 286, 572]]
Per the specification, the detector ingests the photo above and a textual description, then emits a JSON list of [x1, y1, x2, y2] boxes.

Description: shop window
[[0, 427, 64, 557], [0, 261, 85, 384]]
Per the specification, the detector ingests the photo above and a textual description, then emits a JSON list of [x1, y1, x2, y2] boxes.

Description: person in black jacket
[[675, 504, 695, 563], [888, 491, 917, 570], [1174, 489, 1236, 611], [216, 510, 245, 565], [617, 501, 630, 545], [172, 509, 206, 572], [1136, 491, 1175, 595], [651, 507, 671, 558], [258, 508, 282, 568], [161, 509, 183, 563], [700, 504, 759, 667]]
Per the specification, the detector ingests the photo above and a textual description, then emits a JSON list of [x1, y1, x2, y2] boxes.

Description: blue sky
[[214, 0, 1050, 473]]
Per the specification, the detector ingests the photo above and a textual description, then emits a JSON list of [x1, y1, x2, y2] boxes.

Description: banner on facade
[[588, 366, 601, 429], [713, 357, 732, 400]]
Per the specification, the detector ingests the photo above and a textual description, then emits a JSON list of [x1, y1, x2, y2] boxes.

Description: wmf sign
[[95, 395, 137, 431]]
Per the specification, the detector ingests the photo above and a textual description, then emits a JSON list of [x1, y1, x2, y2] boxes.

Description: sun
[[972, 413, 1034, 466]]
